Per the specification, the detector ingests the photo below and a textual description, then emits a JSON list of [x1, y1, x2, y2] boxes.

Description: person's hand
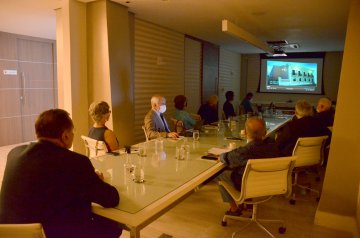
[[167, 132, 179, 138], [95, 170, 104, 181]]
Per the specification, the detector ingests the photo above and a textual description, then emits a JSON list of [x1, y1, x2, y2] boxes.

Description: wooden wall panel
[[0, 118, 23, 145]]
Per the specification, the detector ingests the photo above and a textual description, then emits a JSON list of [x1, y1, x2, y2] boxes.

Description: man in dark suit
[[144, 95, 179, 140], [314, 97, 335, 127], [217, 117, 282, 216], [0, 109, 122, 238], [276, 99, 332, 156], [223, 91, 236, 119]]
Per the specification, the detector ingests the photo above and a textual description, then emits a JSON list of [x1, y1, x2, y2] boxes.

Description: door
[[0, 32, 56, 146], [16, 38, 57, 143], [0, 33, 23, 145]]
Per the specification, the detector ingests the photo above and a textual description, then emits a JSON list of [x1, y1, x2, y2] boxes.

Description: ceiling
[[0, 0, 352, 54]]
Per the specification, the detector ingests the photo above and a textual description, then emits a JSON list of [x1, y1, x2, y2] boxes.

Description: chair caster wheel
[[279, 227, 286, 234], [289, 199, 296, 205], [221, 221, 227, 226]]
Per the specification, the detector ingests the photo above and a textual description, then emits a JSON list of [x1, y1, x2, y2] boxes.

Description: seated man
[[223, 91, 236, 119], [198, 95, 219, 125], [240, 92, 254, 114], [0, 109, 122, 238], [217, 117, 282, 215], [314, 97, 335, 127], [276, 99, 332, 156], [144, 95, 179, 140]]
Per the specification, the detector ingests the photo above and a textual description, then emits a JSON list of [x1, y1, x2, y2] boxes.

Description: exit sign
[[3, 70, 17, 75]]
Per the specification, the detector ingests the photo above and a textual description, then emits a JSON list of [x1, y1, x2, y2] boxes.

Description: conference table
[[90, 115, 292, 238]]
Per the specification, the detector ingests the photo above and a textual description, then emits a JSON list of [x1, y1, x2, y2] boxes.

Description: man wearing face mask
[[144, 95, 179, 140]]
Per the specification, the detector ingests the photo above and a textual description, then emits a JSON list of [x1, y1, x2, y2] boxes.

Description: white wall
[[315, 0, 360, 236], [218, 48, 241, 116]]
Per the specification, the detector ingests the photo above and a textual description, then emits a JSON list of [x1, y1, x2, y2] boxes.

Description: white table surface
[[90, 115, 291, 237]]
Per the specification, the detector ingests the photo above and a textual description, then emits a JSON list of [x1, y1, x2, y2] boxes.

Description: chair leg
[[225, 204, 286, 238], [291, 170, 321, 204]]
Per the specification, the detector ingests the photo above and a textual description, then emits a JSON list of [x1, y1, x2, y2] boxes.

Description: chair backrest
[[240, 156, 296, 201], [81, 135, 108, 158], [170, 118, 185, 134], [292, 136, 328, 167], [0, 223, 46, 238], [142, 125, 149, 141]]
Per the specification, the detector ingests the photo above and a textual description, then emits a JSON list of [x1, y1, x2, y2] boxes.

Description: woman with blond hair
[[88, 101, 119, 151]]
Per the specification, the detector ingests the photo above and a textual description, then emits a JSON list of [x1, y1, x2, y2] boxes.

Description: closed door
[[0, 32, 56, 146], [0, 33, 23, 145], [17, 38, 57, 142]]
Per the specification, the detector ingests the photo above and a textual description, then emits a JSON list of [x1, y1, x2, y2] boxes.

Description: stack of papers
[[208, 147, 231, 156]]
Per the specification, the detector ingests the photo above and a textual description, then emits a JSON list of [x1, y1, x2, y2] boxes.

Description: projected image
[[266, 60, 318, 91]]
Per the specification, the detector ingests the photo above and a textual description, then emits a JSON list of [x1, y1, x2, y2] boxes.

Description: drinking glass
[[193, 130, 200, 141], [133, 157, 145, 183], [155, 138, 164, 151], [138, 143, 147, 157], [133, 165, 145, 183]]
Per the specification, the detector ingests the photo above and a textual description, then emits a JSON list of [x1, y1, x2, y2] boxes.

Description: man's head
[[35, 109, 74, 149], [174, 95, 187, 110], [316, 97, 332, 113], [245, 92, 253, 100], [151, 95, 166, 113], [245, 117, 266, 141], [295, 100, 314, 119], [225, 91, 234, 101], [207, 95, 218, 107]]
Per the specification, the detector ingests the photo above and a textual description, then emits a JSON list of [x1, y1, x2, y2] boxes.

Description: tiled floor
[[0, 144, 353, 238]]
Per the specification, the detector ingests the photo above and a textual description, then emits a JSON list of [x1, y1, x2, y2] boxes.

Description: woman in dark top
[[223, 91, 236, 119], [88, 101, 119, 151]]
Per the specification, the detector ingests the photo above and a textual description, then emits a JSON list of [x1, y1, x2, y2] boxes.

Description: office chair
[[141, 125, 149, 142], [290, 136, 328, 204], [170, 118, 185, 135], [219, 156, 296, 238], [0, 223, 46, 238], [81, 135, 108, 158]]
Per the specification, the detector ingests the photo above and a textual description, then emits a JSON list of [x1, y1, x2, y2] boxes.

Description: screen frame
[[258, 52, 325, 95]]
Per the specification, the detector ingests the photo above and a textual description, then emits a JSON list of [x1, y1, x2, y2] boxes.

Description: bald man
[[276, 100, 331, 156], [144, 95, 179, 140], [315, 97, 334, 127], [217, 117, 281, 216]]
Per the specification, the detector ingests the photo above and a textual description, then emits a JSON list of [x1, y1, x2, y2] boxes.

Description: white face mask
[[159, 105, 167, 113]]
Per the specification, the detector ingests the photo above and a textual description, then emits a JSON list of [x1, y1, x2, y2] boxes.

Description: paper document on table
[[208, 147, 231, 156]]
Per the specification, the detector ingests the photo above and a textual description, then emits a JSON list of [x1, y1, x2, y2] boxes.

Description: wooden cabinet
[[0, 32, 57, 146]]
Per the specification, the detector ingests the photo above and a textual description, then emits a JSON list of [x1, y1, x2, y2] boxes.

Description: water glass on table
[[193, 130, 200, 141], [138, 142, 147, 157]]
